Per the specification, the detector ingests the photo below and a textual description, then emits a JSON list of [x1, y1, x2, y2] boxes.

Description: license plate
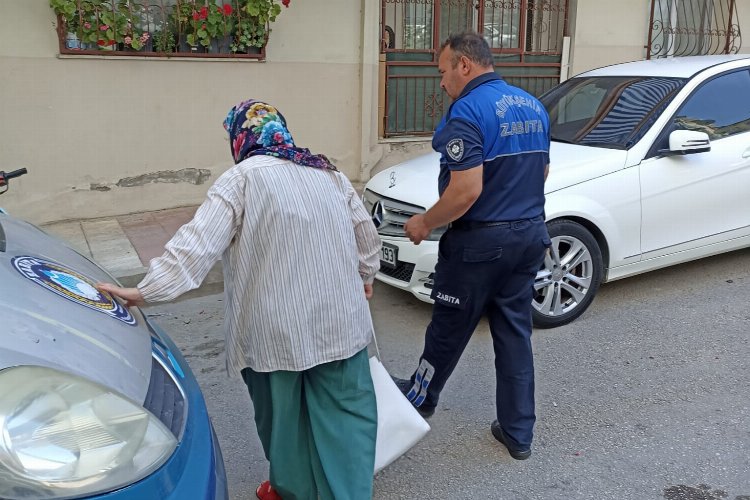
[[380, 243, 398, 268]]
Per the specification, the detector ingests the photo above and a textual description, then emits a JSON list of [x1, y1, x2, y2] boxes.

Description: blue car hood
[[0, 214, 152, 403]]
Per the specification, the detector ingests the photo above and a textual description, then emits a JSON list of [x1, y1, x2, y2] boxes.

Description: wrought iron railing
[[647, 0, 742, 58]]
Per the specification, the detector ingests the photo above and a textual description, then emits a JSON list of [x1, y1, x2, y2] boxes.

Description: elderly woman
[[98, 100, 380, 500]]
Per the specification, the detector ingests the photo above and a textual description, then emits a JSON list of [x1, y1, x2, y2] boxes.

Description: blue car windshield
[[540, 76, 687, 149]]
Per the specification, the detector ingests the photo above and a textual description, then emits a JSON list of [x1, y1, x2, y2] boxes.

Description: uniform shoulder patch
[[446, 138, 464, 162]]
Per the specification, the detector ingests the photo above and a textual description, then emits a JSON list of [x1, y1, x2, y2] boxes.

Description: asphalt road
[[148, 248, 750, 500]]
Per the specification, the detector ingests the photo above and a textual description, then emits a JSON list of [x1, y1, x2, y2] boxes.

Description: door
[[639, 68, 750, 258]]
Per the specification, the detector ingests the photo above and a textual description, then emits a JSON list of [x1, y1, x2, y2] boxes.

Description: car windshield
[[540, 76, 687, 149]]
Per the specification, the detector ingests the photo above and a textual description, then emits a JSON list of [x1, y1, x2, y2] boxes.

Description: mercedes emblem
[[371, 201, 385, 228]]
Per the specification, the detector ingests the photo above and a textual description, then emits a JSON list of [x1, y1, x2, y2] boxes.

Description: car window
[[671, 69, 750, 140], [541, 76, 686, 149]]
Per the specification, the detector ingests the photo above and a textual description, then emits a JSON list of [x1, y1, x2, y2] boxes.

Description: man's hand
[[364, 283, 373, 300], [404, 167, 482, 244], [404, 214, 431, 245], [96, 283, 146, 308]]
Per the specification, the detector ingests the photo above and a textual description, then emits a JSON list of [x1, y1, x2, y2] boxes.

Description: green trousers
[[241, 348, 377, 500]]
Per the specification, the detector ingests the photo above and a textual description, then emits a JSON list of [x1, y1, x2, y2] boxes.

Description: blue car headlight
[[0, 365, 177, 499]]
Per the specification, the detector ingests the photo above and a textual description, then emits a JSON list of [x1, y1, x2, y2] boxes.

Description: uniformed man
[[396, 31, 551, 461]]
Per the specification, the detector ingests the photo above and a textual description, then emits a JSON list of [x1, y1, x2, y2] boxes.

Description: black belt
[[449, 215, 543, 231]]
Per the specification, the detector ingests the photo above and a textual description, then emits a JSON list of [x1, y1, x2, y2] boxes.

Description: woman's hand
[[96, 283, 146, 308]]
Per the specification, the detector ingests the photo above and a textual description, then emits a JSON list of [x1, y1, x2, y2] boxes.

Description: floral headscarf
[[223, 99, 337, 171]]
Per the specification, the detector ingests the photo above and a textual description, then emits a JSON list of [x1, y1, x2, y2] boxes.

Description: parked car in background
[[483, 22, 519, 49], [364, 54, 750, 328], [0, 170, 227, 499]]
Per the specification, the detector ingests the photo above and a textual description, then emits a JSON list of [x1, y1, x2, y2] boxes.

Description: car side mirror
[[660, 130, 711, 156]]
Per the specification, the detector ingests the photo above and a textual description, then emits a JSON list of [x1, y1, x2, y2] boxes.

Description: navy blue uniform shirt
[[432, 72, 550, 221]]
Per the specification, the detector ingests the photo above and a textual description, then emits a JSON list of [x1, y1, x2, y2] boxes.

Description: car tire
[[532, 219, 604, 329]]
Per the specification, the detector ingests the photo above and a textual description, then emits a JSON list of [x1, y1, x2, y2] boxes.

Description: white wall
[[567, 0, 651, 76], [736, 0, 750, 54]]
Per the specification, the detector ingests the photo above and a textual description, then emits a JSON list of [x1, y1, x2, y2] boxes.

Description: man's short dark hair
[[441, 31, 494, 68]]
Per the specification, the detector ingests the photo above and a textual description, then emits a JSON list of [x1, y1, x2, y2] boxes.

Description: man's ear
[[459, 55, 472, 75]]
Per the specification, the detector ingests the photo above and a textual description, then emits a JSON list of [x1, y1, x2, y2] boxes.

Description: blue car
[[0, 169, 228, 499]]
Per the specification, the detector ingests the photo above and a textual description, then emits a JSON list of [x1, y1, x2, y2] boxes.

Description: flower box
[[50, 0, 290, 60]]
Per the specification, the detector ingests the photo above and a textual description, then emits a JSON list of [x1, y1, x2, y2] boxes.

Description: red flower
[[281, 0, 290, 7], [108, 40, 116, 46], [97, 40, 106, 46], [199, 6, 208, 19], [192, 12, 200, 21], [202, 23, 207, 30], [223, 4, 232, 15]]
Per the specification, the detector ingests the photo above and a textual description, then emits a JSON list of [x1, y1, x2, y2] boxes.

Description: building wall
[[3, 1, 748, 223], [738, 1, 750, 54], [567, 0, 651, 76], [0, 0, 365, 224]]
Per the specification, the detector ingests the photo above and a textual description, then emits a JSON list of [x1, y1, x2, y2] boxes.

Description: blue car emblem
[[12, 256, 136, 325]]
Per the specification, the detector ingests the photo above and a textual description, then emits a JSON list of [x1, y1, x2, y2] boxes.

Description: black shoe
[[491, 420, 531, 460], [391, 377, 436, 419], [415, 405, 435, 419], [392, 376, 411, 396]]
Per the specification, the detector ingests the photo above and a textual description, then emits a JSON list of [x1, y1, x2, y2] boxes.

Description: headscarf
[[223, 99, 337, 171]]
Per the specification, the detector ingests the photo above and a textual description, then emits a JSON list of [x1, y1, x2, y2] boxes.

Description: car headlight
[[0, 365, 177, 499]]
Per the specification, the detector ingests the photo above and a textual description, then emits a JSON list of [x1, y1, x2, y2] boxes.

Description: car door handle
[[743, 148, 750, 159]]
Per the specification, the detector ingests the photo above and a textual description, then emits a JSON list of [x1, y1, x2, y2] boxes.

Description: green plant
[[49, 0, 80, 26], [50, 0, 133, 50], [231, 0, 287, 52], [199, 3, 235, 50], [50, 0, 290, 55], [121, 2, 151, 50], [169, 2, 225, 50], [153, 23, 176, 52], [50, 0, 96, 37]]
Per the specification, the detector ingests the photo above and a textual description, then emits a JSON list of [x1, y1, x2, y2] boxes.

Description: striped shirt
[[138, 156, 381, 374]]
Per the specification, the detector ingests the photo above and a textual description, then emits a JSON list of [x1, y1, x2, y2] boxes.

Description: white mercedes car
[[364, 54, 750, 328]]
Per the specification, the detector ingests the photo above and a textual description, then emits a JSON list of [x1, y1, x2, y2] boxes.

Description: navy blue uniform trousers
[[404, 216, 549, 448]]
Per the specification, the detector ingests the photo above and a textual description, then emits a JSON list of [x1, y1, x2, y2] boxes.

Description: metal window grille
[[647, 0, 742, 58], [380, 0, 570, 137]]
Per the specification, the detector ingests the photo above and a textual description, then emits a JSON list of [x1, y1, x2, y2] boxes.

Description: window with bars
[[647, 0, 742, 58], [50, 0, 288, 59], [379, 0, 569, 137]]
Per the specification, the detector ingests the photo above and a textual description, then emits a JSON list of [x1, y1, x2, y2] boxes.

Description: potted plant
[[231, 0, 289, 54], [190, 3, 235, 52], [92, 5, 129, 50], [50, 0, 290, 56], [212, 3, 235, 52], [153, 21, 176, 53], [50, 0, 132, 51], [50, 0, 96, 49], [170, 0, 200, 52]]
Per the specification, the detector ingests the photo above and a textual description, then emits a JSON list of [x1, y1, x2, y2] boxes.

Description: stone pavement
[[41, 206, 224, 295]]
